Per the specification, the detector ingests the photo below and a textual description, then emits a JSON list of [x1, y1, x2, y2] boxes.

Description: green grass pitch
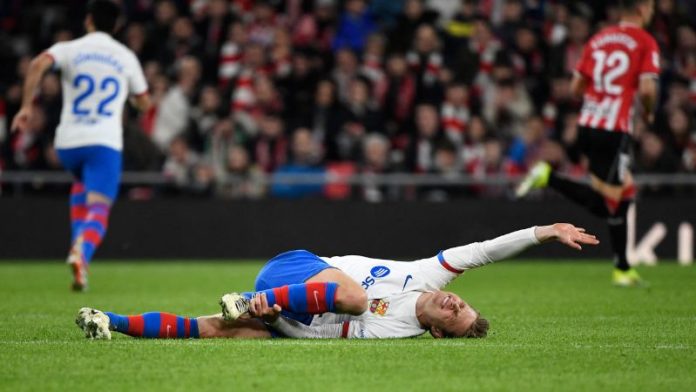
[[1, 261, 695, 391]]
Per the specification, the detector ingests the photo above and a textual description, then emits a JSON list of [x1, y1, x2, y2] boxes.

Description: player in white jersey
[[74, 223, 598, 340], [11, 0, 151, 291]]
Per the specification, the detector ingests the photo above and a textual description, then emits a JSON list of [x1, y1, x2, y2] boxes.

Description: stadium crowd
[[0, 0, 695, 200]]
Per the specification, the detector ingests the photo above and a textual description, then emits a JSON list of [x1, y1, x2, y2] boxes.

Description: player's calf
[[221, 282, 342, 321]]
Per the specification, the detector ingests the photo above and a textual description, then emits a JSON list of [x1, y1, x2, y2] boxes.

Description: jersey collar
[[87, 31, 112, 40]]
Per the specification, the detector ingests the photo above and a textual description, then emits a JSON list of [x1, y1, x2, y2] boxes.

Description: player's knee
[[336, 288, 368, 315]]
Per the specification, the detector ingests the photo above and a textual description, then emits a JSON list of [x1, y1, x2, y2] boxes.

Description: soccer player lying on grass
[[76, 223, 598, 340]]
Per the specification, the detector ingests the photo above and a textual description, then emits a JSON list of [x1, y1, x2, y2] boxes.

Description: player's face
[[426, 291, 478, 338]]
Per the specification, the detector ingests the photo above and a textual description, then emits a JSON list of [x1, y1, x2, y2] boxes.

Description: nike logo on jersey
[[313, 290, 320, 310], [402, 275, 413, 291]]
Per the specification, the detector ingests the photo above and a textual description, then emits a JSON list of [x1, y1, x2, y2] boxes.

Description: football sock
[[79, 202, 111, 264], [243, 282, 339, 314], [548, 173, 609, 218], [105, 312, 200, 338], [608, 200, 633, 271], [69, 183, 87, 243]]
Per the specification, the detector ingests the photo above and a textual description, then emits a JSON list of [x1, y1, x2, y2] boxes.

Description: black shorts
[[576, 127, 631, 186]]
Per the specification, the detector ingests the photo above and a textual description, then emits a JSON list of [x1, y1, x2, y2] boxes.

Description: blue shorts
[[57, 146, 122, 200], [255, 250, 334, 326]]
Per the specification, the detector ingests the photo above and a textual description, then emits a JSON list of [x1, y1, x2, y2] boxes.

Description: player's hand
[[11, 106, 33, 133], [248, 293, 282, 322], [536, 223, 599, 250]]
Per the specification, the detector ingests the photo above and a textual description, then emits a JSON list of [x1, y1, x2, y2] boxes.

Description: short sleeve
[[45, 42, 69, 70], [574, 44, 593, 80], [640, 36, 660, 78], [127, 55, 148, 96]]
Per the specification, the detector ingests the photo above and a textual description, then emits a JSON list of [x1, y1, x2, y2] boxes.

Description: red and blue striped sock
[[69, 183, 87, 243], [79, 202, 110, 264], [105, 312, 200, 339], [244, 282, 339, 314]]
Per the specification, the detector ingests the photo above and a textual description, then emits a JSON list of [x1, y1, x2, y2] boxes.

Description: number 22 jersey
[[574, 22, 660, 133], [46, 32, 148, 151]]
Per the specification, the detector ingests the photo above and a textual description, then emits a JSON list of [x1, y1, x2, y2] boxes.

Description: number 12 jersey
[[575, 22, 660, 133]]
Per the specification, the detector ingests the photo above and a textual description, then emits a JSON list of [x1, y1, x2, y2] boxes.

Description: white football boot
[[75, 307, 112, 340], [220, 293, 251, 321]]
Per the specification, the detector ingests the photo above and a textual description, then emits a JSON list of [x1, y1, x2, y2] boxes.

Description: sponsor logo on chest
[[361, 266, 391, 289]]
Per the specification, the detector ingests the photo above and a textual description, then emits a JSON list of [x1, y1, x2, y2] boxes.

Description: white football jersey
[[272, 228, 539, 339], [47, 32, 148, 151], [310, 255, 456, 338]]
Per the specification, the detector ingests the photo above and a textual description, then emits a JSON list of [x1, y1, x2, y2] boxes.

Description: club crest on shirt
[[369, 299, 390, 316]]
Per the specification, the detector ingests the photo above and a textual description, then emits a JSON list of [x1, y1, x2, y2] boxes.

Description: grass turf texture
[[1, 261, 694, 391]]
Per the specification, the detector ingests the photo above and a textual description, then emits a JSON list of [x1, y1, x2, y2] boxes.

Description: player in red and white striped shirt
[[517, 0, 659, 287]]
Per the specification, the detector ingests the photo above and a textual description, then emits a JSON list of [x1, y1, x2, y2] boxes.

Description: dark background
[[1, 198, 692, 260]]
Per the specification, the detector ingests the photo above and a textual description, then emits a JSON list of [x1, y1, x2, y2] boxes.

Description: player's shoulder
[[49, 35, 85, 51], [616, 24, 658, 49], [103, 36, 141, 66]]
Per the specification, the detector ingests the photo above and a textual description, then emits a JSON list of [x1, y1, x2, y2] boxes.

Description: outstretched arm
[[417, 223, 599, 290]]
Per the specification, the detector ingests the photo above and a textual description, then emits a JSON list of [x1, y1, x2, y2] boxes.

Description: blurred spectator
[[420, 138, 467, 201], [147, 0, 179, 62], [332, 0, 375, 52], [216, 144, 265, 199], [663, 106, 695, 159], [249, 112, 288, 173], [281, 49, 319, 123], [441, 83, 471, 145], [496, 0, 524, 47], [511, 26, 546, 107], [195, 0, 234, 82], [542, 74, 578, 139], [467, 137, 520, 197], [271, 127, 325, 198], [247, 1, 284, 47], [451, 17, 502, 87], [163, 135, 200, 189], [161, 17, 203, 66], [461, 116, 488, 168], [306, 79, 344, 160], [218, 21, 248, 87], [332, 47, 359, 103], [124, 23, 149, 62], [291, 0, 337, 52], [406, 24, 445, 103], [359, 133, 397, 202], [388, 0, 439, 54], [335, 77, 383, 161], [548, 13, 590, 77], [507, 115, 546, 170], [405, 103, 443, 172], [153, 56, 201, 152], [482, 68, 533, 139], [382, 53, 416, 136], [188, 86, 224, 152], [360, 34, 388, 105], [636, 131, 681, 195]]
